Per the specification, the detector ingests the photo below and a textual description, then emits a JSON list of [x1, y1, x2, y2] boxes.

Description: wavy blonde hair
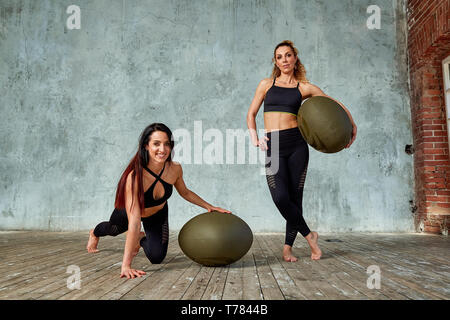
[[271, 40, 308, 83]]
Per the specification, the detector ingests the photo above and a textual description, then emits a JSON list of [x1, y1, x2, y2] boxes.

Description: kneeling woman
[[87, 123, 230, 279]]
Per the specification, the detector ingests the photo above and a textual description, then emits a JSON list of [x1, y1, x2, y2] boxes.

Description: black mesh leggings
[[93, 203, 169, 264], [265, 127, 311, 246]]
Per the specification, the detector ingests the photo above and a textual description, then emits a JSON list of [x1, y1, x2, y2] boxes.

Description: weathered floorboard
[[0, 231, 448, 300]]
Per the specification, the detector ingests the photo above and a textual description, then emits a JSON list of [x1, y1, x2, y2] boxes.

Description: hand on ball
[[208, 206, 231, 214]]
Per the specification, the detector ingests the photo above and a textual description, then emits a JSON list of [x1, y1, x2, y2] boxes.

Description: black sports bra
[[263, 78, 302, 116], [143, 162, 173, 208]]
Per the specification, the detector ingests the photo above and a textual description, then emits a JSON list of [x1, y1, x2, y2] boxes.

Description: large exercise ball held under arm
[[178, 211, 253, 267], [297, 96, 353, 153]]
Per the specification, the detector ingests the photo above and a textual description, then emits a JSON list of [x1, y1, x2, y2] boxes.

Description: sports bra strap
[[296, 82, 299, 88], [144, 162, 166, 180]]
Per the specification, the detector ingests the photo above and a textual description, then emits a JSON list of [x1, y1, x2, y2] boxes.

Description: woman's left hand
[[346, 123, 357, 148], [207, 206, 232, 214]]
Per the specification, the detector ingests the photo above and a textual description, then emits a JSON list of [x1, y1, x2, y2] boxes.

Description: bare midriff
[[264, 112, 299, 132], [141, 201, 166, 218]]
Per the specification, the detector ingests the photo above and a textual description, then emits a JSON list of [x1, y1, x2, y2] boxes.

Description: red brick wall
[[407, 0, 450, 234]]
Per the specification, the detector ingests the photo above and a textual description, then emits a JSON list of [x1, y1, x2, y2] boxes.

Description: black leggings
[[93, 203, 169, 264], [265, 127, 311, 246]]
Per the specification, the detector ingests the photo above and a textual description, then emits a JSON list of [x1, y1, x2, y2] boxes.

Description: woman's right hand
[[256, 136, 269, 151], [120, 265, 146, 279]]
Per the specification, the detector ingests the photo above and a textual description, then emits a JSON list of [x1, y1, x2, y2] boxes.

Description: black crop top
[[263, 78, 302, 116], [143, 162, 173, 208]]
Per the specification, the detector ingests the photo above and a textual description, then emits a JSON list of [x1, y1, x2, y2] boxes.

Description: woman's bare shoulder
[[299, 81, 324, 97], [257, 78, 274, 96], [169, 160, 181, 167], [259, 77, 274, 88], [299, 80, 312, 88], [168, 161, 183, 175]]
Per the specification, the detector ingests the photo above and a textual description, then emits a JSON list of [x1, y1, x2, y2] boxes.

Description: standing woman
[[247, 40, 357, 261], [87, 123, 230, 279]]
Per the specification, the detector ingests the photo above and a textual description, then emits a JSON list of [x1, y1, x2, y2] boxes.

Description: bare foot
[[307, 231, 322, 260], [87, 229, 99, 253], [282, 245, 298, 262], [132, 232, 145, 257]]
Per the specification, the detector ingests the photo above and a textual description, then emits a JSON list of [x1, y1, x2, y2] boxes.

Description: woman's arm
[[303, 82, 357, 148], [120, 173, 146, 279], [247, 79, 271, 150], [173, 163, 231, 213]]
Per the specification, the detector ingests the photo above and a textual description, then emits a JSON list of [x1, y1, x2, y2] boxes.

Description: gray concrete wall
[[0, 0, 414, 233]]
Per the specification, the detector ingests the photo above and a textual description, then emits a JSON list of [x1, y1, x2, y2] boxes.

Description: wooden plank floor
[[0, 231, 448, 300]]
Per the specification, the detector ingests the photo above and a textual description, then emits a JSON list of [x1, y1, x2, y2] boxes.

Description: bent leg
[[88, 208, 128, 253], [140, 204, 169, 264], [287, 145, 321, 259], [266, 156, 307, 247], [93, 208, 128, 237]]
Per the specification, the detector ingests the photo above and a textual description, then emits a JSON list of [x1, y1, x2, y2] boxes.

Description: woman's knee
[[149, 254, 165, 264], [146, 249, 166, 264], [141, 241, 167, 264]]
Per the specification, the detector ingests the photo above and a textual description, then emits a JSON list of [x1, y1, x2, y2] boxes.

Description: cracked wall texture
[[0, 0, 414, 232]]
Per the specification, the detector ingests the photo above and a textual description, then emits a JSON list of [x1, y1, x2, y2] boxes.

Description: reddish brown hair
[[114, 123, 174, 215]]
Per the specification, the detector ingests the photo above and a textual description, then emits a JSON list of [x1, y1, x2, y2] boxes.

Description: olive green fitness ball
[[178, 211, 253, 267], [297, 96, 353, 153]]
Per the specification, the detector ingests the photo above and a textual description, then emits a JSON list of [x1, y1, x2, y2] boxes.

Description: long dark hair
[[114, 123, 174, 215]]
